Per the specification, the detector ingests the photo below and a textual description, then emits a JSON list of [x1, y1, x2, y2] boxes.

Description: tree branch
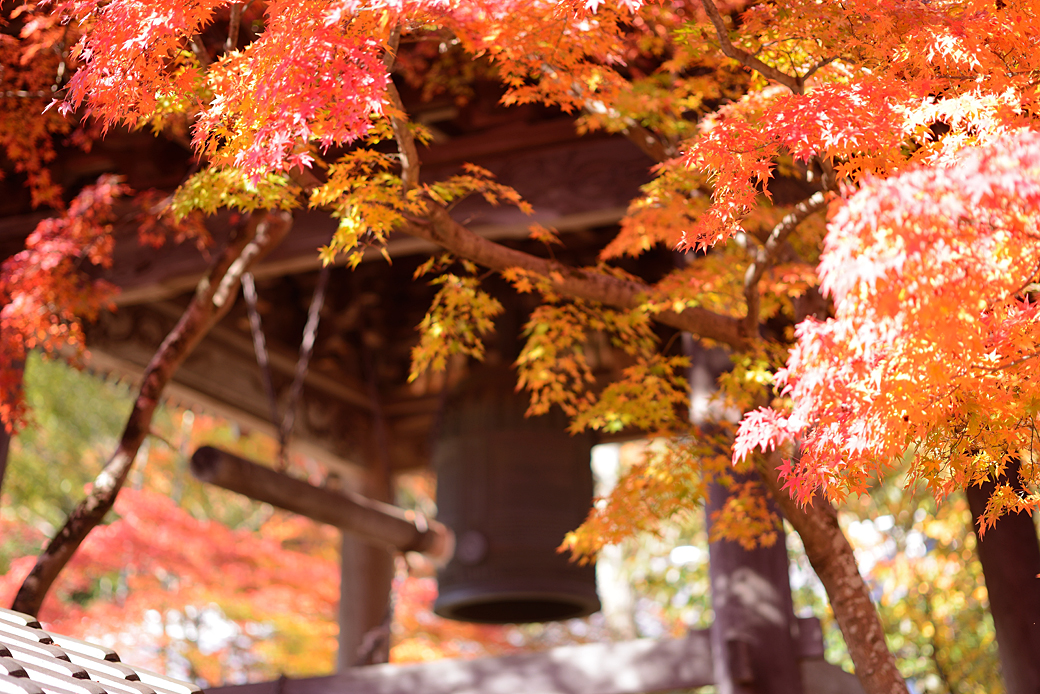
[[620, 121, 678, 163], [402, 204, 747, 349], [378, 49, 739, 348], [742, 191, 826, 336], [226, 3, 243, 52], [549, 61, 678, 164], [383, 25, 420, 193], [755, 452, 909, 694], [189, 36, 211, 67], [802, 55, 838, 84], [11, 210, 293, 617], [698, 0, 804, 94], [0, 358, 17, 493]]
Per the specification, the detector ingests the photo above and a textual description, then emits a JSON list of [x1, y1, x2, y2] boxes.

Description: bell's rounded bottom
[[434, 583, 601, 624]]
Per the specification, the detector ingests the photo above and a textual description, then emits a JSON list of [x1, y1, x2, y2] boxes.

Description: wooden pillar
[[689, 338, 802, 694], [338, 529, 396, 668], [337, 432, 396, 670], [966, 461, 1040, 694], [706, 476, 803, 694]]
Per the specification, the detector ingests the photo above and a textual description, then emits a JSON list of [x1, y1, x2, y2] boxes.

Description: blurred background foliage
[[0, 355, 1004, 693]]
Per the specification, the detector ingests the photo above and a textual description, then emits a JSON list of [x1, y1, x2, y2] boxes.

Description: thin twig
[[802, 56, 838, 83], [698, 0, 803, 93], [742, 191, 826, 337], [1007, 256, 1040, 299], [974, 352, 1040, 373]]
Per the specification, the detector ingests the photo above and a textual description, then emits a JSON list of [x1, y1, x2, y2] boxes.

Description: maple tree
[[4, 0, 1040, 693]]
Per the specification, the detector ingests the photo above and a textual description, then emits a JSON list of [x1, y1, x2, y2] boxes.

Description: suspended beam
[[190, 446, 453, 561]]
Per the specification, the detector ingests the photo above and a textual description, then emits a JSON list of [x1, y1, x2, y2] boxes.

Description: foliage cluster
[[4, 0, 1040, 692]]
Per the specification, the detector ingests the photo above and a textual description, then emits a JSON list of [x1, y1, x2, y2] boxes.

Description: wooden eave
[[1, 113, 663, 476]]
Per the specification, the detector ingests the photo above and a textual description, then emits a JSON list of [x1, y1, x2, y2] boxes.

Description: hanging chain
[[242, 272, 282, 446], [278, 264, 331, 466], [242, 265, 331, 470]]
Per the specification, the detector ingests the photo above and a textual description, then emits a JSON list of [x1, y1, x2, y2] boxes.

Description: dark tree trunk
[[12, 211, 292, 617], [966, 460, 1040, 694], [0, 417, 10, 496], [0, 357, 23, 498], [706, 475, 803, 694]]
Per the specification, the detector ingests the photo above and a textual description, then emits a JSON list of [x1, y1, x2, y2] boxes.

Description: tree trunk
[[0, 357, 23, 498], [687, 340, 902, 694], [0, 412, 10, 496], [754, 456, 908, 694], [965, 460, 1040, 694], [12, 211, 293, 617]]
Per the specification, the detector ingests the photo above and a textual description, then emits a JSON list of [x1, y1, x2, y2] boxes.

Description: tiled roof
[[0, 608, 201, 694]]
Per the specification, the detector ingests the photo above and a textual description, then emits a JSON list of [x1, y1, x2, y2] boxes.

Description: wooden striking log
[[190, 446, 454, 561]]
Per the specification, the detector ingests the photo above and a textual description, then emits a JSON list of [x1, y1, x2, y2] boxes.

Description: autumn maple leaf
[[737, 129, 1040, 503]]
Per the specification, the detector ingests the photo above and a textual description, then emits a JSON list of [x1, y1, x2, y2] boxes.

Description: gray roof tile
[[0, 672, 45, 694], [0, 610, 200, 694], [0, 659, 28, 678]]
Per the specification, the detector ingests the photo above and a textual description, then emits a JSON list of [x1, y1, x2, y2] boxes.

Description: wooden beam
[[110, 205, 631, 308], [82, 299, 433, 475], [201, 619, 844, 694], [86, 132, 648, 307], [206, 630, 715, 694], [417, 118, 582, 166], [190, 447, 453, 560]]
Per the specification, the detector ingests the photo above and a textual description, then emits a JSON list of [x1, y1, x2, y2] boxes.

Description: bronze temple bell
[[433, 366, 601, 623]]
